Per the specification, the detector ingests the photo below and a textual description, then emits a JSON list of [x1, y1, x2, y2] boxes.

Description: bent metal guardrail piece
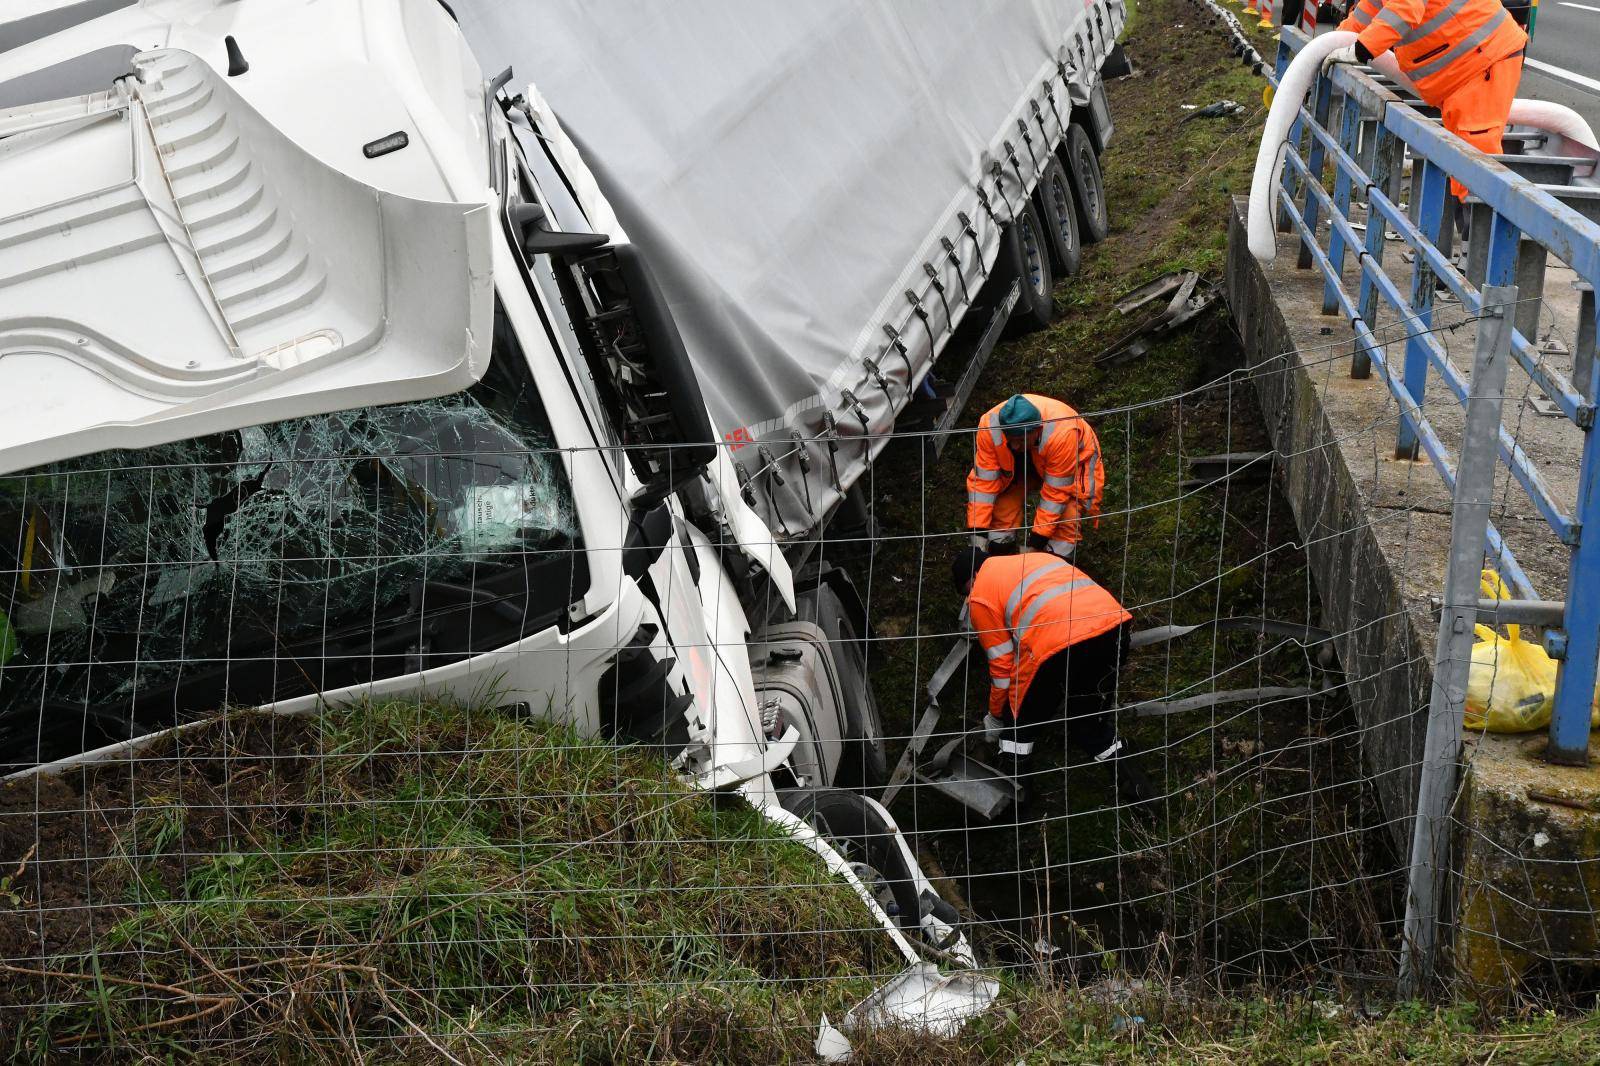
[[1262, 28, 1600, 765]]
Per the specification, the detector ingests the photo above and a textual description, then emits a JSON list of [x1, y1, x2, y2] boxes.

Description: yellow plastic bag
[[1464, 571, 1557, 733]]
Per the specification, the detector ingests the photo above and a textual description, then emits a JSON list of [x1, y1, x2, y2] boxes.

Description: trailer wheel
[[1034, 156, 1082, 278], [781, 788, 922, 933], [796, 584, 887, 788], [1061, 124, 1109, 244], [1003, 199, 1055, 336]]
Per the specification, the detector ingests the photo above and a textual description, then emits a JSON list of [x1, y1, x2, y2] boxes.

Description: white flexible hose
[[1370, 52, 1597, 149], [1247, 31, 1357, 262], [1507, 100, 1599, 153]]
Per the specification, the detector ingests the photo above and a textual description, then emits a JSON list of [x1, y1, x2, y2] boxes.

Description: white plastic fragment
[[814, 1015, 853, 1063], [844, 962, 999, 1038]]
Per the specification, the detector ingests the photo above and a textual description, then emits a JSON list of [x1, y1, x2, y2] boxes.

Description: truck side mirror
[[561, 243, 718, 509]]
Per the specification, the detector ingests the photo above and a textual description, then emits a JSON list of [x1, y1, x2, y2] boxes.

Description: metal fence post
[[1398, 284, 1516, 998], [1397, 158, 1448, 460], [1355, 123, 1403, 380], [1297, 75, 1335, 269], [1547, 292, 1600, 766], [1323, 92, 1362, 314]]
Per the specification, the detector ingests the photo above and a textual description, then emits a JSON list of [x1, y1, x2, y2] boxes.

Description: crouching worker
[[953, 547, 1153, 806], [966, 393, 1103, 561]]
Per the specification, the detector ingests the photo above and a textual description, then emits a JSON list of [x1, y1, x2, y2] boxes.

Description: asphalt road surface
[[1519, 1, 1600, 131]]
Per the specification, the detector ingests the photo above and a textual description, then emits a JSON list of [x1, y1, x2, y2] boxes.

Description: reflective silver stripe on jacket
[[1375, 6, 1414, 34], [1408, 8, 1511, 82], [973, 464, 1001, 480], [1038, 419, 1056, 448], [1003, 557, 1069, 623], [1011, 577, 1096, 637], [1083, 442, 1101, 499], [986, 639, 1015, 660], [1401, 0, 1469, 43], [1043, 472, 1074, 488], [1351, 4, 1374, 27], [989, 424, 1005, 448], [969, 490, 997, 504]]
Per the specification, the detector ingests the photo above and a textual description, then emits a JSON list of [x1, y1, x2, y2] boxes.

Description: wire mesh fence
[[0, 299, 1593, 1059]]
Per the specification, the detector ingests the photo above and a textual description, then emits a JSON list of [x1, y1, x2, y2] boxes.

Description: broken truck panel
[[0, 314, 581, 770]]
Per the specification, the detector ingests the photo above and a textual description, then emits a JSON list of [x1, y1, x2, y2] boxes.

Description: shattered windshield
[[0, 306, 584, 770]]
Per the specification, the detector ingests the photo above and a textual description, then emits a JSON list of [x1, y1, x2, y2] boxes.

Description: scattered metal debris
[[1183, 99, 1245, 120], [1097, 270, 1220, 366]]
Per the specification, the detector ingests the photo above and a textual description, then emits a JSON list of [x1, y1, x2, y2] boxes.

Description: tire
[[1061, 123, 1109, 244], [1002, 199, 1055, 336], [781, 788, 922, 931], [796, 584, 887, 788], [1034, 156, 1082, 278]]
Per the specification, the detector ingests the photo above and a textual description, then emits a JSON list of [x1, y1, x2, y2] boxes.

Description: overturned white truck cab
[[0, 0, 1126, 1026]]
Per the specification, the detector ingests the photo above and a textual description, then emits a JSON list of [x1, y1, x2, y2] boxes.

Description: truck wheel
[[781, 788, 922, 932], [1003, 199, 1055, 336], [796, 584, 887, 788], [1061, 123, 1109, 244], [1034, 156, 1082, 278]]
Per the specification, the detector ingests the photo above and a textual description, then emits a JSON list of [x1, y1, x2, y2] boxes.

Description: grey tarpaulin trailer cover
[[456, 0, 1128, 540]]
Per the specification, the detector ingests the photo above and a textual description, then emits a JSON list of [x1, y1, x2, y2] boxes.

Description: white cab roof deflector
[[0, 47, 492, 474]]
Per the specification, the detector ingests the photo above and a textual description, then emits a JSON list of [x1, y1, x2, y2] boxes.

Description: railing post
[[1277, 45, 1306, 235], [1482, 211, 1521, 289], [1513, 238, 1549, 347], [1464, 201, 1494, 288], [1397, 158, 1449, 459], [1576, 283, 1597, 405], [1398, 284, 1516, 998], [1323, 91, 1362, 314], [1355, 122, 1403, 380], [1547, 291, 1600, 767], [1297, 75, 1335, 269]]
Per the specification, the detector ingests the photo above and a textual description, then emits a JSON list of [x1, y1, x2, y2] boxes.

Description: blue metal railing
[[1269, 28, 1600, 764]]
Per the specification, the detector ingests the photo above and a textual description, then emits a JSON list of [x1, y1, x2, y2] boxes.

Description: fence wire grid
[[0, 297, 1594, 1060]]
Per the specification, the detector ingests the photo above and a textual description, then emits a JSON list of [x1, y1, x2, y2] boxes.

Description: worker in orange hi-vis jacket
[[965, 393, 1104, 561], [952, 546, 1153, 806], [1327, 0, 1527, 199]]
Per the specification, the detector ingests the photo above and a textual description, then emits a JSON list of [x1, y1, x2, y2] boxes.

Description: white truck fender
[[711, 449, 796, 613]]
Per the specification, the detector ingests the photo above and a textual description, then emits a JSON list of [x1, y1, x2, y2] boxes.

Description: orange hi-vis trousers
[[1439, 51, 1524, 200]]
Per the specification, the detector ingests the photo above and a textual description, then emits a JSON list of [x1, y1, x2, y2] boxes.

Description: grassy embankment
[[3, 698, 1598, 1063]]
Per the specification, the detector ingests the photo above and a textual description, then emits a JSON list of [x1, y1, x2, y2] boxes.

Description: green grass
[[4, 696, 1598, 1063], [1, 699, 885, 1062]]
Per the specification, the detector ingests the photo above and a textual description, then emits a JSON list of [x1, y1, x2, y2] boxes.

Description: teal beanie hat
[[997, 394, 1041, 435]]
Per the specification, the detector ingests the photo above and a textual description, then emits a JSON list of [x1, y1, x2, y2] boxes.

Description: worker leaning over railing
[[965, 394, 1104, 561], [1323, 0, 1528, 199]]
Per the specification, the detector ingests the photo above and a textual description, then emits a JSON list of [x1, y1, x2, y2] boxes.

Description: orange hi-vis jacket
[[965, 394, 1104, 549], [1340, 0, 1526, 101], [967, 553, 1132, 719]]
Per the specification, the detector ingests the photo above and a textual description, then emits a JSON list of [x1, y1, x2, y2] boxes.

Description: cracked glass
[[0, 306, 582, 768]]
